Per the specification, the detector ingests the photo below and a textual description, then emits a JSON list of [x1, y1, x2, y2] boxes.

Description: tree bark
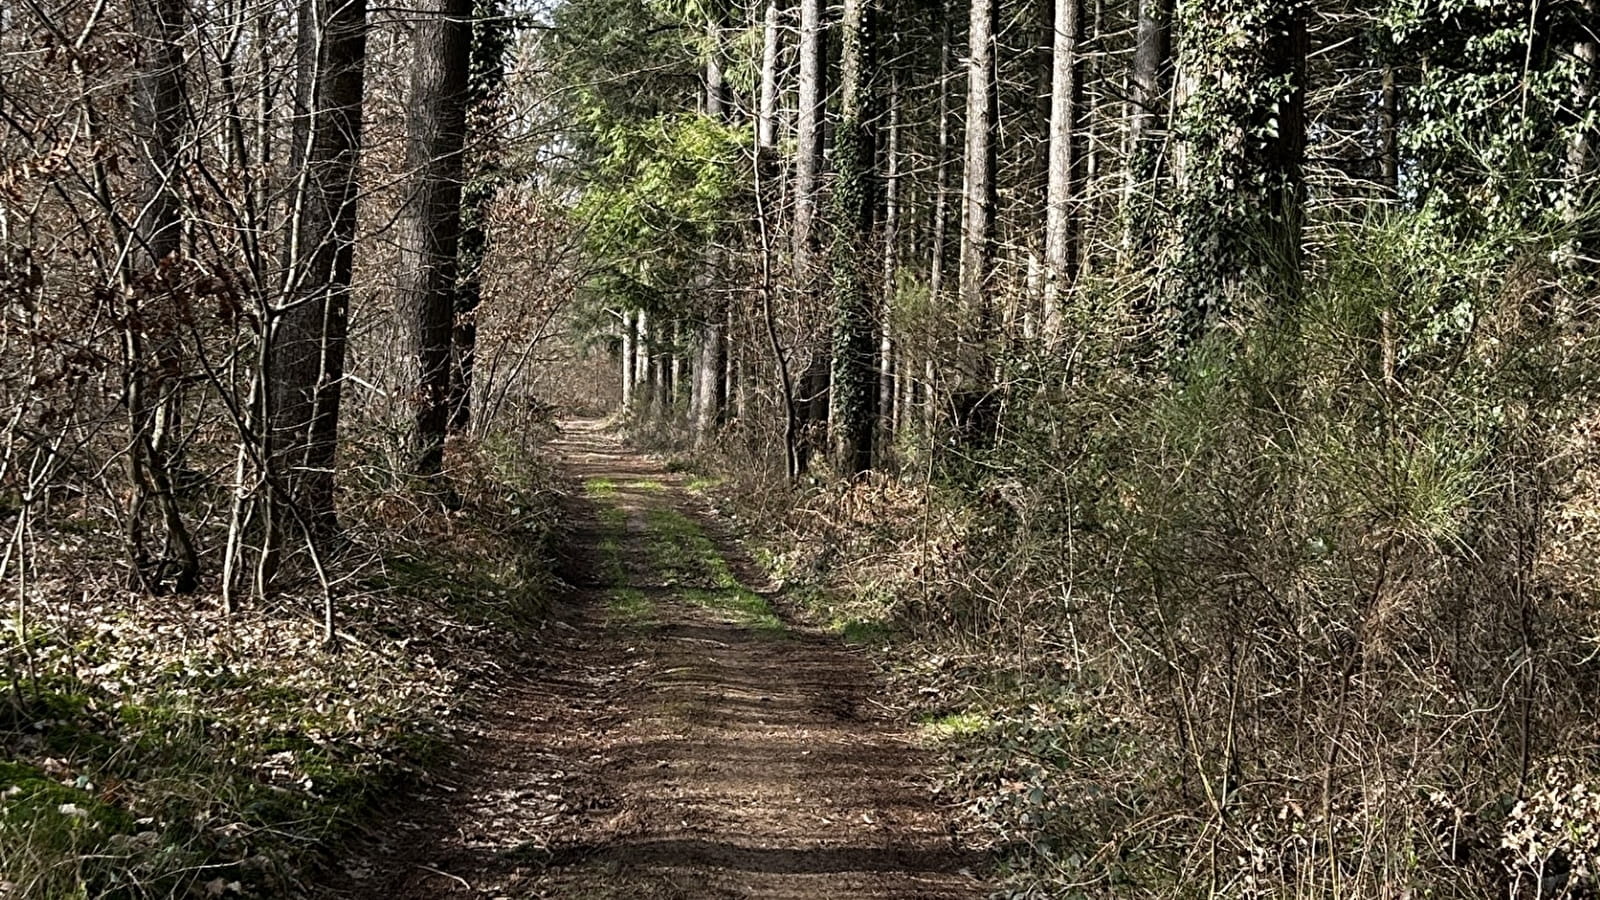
[[793, 0, 828, 470], [621, 309, 636, 408], [958, 0, 997, 321], [1042, 0, 1083, 342], [828, 0, 877, 475], [793, 0, 825, 272], [925, 21, 953, 427], [636, 307, 651, 391], [269, 0, 367, 540], [758, 0, 781, 152], [1259, 1, 1307, 293], [878, 75, 899, 455], [126, 0, 198, 594], [1124, 0, 1171, 250], [1173, 0, 1306, 339], [398, 0, 471, 484], [694, 17, 728, 446], [450, 0, 510, 435], [1378, 63, 1398, 196], [956, 0, 998, 435]]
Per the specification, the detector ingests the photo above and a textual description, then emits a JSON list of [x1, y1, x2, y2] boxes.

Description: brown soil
[[326, 421, 988, 899]]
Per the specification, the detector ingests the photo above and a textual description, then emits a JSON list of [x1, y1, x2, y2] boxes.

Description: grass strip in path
[[587, 481, 657, 626], [644, 506, 784, 634]]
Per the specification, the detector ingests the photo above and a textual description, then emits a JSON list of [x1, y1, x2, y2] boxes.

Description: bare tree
[[267, 0, 369, 544], [125, 0, 199, 593]]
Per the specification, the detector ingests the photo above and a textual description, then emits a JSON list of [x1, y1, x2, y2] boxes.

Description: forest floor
[[325, 420, 987, 899]]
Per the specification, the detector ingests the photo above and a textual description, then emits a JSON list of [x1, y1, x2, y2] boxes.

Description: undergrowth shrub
[[748, 209, 1600, 898], [1, 434, 563, 897]]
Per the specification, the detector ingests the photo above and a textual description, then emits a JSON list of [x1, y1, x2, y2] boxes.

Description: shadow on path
[[324, 420, 987, 899]]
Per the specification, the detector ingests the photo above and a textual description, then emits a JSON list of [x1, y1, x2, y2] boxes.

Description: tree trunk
[[1566, 0, 1597, 265], [671, 321, 687, 414], [1042, 0, 1083, 342], [1378, 63, 1398, 196], [793, 0, 827, 470], [621, 309, 636, 409], [793, 0, 825, 271], [1258, 1, 1307, 293], [925, 21, 953, 428], [959, 0, 997, 319], [636, 308, 651, 393], [398, 0, 471, 484], [828, 0, 877, 475], [126, 0, 198, 594], [1173, 0, 1306, 340], [956, 0, 998, 435], [268, 0, 367, 541], [1124, 0, 1171, 252], [758, 0, 781, 152], [878, 75, 899, 457], [451, 0, 510, 435], [695, 18, 728, 446]]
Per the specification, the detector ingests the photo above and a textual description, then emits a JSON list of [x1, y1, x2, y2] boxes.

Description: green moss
[[583, 477, 618, 499], [1, 690, 120, 762], [0, 759, 135, 838]]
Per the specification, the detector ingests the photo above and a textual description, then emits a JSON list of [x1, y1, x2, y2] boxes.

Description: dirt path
[[331, 421, 986, 899]]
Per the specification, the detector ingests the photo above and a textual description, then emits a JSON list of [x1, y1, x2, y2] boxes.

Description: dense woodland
[[2, 0, 1599, 893]]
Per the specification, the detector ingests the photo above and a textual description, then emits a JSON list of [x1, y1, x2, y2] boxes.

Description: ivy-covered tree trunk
[[1172, 0, 1307, 342], [450, 0, 511, 435], [828, 0, 877, 475], [398, 0, 472, 483]]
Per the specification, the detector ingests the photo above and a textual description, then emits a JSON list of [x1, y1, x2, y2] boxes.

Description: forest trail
[[332, 420, 986, 899]]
